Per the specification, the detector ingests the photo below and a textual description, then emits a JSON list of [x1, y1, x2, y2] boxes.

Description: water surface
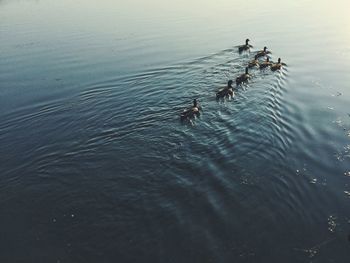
[[1, 0, 350, 262]]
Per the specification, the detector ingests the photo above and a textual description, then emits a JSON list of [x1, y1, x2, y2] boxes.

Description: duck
[[180, 99, 201, 121], [248, 55, 259, 68], [216, 80, 234, 99], [271, 58, 285, 71], [238, 39, 253, 53], [256, 46, 271, 58], [259, 57, 272, 69], [236, 67, 250, 85]]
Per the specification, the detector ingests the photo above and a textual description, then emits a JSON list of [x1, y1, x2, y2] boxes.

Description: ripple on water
[[2, 38, 349, 261]]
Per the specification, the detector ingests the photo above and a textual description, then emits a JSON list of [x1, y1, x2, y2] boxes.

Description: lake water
[[1, 0, 350, 262]]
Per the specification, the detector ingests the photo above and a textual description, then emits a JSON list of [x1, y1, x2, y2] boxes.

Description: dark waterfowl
[[180, 99, 201, 121], [271, 58, 286, 71], [216, 80, 234, 99], [248, 55, 259, 68], [238, 39, 253, 52], [259, 57, 272, 69], [256, 46, 271, 58], [236, 67, 250, 85]]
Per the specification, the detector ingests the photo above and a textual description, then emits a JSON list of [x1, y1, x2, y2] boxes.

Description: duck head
[[263, 46, 267, 52], [193, 99, 198, 107], [245, 39, 250, 45], [278, 58, 281, 63], [245, 67, 249, 74], [254, 54, 258, 60], [228, 80, 233, 87], [266, 57, 270, 62]]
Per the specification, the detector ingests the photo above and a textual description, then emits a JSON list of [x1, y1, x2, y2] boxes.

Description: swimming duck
[[248, 55, 259, 68], [180, 99, 201, 121], [259, 57, 272, 69], [216, 80, 234, 99], [256, 46, 271, 58], [238, 39, 253, 52], [271, 58, 285, 71], [236, 67, 250, 85]]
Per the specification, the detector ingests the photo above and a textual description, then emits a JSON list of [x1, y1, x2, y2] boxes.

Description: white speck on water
[[327, 215, 337, 233], [294, 247, 318, 258], [333, 118, 343, 127], [308, 249, 318, 258], [310, 178, 317, 184], [344, 191, 350, 197], [335, 145, 350, 161], [71, 214, 75, 218], [345, 145, 350, 151], [53, 218, 56, 223], [332, 92, 342, 96]]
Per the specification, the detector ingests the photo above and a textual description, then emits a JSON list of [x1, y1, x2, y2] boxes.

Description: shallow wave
[[1, 43, 349, 262]]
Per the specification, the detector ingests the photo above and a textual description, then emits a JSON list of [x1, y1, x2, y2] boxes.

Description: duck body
[[259, 58, 272, 69], [236, 68, 250, 85], [256, 46, 271, 58], [271, 58, 283, 71], [216, 80, 234, 99], [238, 39, 253, 52], [180, 106, 200, 121], [236, 74, 250, 85], [271, 63, 282, 71], [248, 55, 259, 68], [238, 44, 252, 52], [180, 99, 201, 121]]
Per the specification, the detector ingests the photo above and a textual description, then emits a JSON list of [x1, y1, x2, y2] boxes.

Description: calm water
[[1, 0, 350, 262]]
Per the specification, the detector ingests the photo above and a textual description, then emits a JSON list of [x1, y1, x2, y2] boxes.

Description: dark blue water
[[1, 0, 350, 262]]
